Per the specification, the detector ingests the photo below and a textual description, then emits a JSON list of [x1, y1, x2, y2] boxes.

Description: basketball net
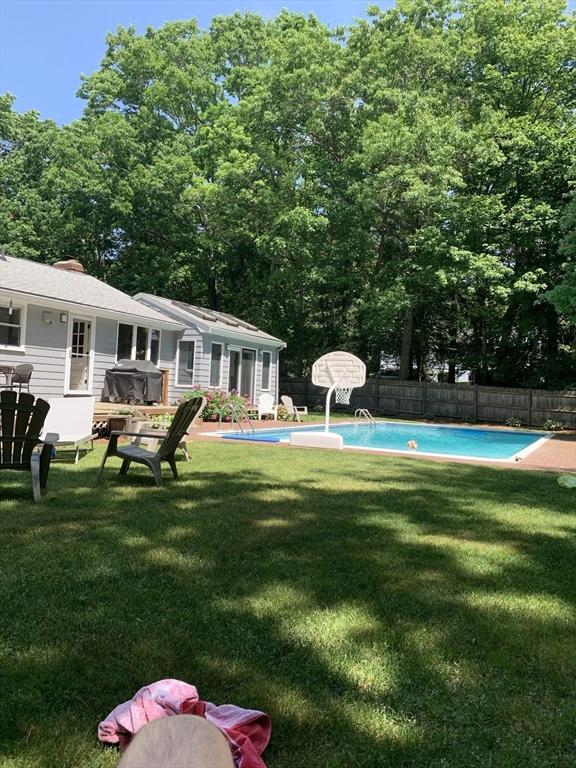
[[335, 387, 352, 405]]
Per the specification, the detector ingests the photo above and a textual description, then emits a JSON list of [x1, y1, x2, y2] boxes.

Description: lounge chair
[[257, 393, 277, 420], [0, 390, 57, 501], [280, 395, 308, 422], [96, 397, 206, 487], [43, 396, 98, 463]]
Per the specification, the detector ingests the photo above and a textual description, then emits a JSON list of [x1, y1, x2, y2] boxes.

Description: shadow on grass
[[0, 444, 575, 768]]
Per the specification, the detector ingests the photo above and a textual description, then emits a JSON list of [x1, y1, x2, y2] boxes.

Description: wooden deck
[[93, 401, 178, 430]]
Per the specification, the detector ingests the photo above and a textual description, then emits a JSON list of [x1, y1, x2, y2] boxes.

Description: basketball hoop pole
[[325, 384, 337, 433]]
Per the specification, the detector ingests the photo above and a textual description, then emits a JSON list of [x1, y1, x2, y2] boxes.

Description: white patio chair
[[257, 393, 277, 420], [281, 395, 308, 422], [42, 396, 98, 463]]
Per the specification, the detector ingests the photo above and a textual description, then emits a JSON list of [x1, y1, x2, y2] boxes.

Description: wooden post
[[161, 369, 169, 405], [421, 381, 427, 417], [528, 388, 533, 426], [474, 384, 479, 422], [305, 377, 309, 408]]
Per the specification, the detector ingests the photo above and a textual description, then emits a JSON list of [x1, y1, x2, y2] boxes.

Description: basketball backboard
[[311, 351, 366, 388]]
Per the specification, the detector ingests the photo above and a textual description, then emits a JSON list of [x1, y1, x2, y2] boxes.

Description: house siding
[[134, 294, 284, 404], [0, 302, 182, 403], [92, 317, 117, 397], [0, 303, 68, 397]]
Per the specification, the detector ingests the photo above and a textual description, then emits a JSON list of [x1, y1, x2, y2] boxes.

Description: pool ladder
[[219, 403, 256, 435], [354, 408, 374, 424]]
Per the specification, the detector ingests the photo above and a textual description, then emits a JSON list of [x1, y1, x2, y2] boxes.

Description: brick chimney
[[53, 257, 85, 273]]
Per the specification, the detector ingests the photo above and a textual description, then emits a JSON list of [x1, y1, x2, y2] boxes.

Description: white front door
[[65, 316, 93, 394]]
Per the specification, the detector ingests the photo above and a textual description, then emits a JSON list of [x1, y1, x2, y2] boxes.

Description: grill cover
[[102, 359, 163, 404]]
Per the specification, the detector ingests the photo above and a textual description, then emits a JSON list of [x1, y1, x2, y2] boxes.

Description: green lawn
[[0, 442, 575, 768]]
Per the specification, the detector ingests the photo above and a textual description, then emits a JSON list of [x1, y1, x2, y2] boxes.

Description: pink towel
[[98, 679, 271, 768]]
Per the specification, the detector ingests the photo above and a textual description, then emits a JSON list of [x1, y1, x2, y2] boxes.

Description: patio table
[[0, 365, 16, 389]]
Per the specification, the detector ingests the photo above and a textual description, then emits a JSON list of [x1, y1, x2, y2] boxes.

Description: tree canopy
[[1, 0, 575, 386]]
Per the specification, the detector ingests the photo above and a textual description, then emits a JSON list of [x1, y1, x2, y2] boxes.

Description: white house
[[0, 254, 285, 404]]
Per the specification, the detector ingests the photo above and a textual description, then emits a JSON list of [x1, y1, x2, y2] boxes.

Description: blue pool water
[[221, 422, 547, 460]]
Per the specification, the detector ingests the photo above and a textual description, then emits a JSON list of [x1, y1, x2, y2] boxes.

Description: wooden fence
[[279, 378, 576, 428]]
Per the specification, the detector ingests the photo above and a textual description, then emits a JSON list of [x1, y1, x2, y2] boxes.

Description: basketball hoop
[[311, 351, 366, 433], [335, 387, 352, 405]]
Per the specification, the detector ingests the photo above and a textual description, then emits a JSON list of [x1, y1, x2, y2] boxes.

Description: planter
[[107, 415, 127, 433]]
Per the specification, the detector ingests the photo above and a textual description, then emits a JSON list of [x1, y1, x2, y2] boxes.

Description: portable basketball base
[[289, 351, 366, 450]]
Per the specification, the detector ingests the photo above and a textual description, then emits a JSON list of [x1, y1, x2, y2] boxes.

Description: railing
[[219, 403, 256, 435], [354, 408, 374, 422]]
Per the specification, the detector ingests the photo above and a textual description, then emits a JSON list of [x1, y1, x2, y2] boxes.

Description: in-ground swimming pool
[[220, 421, 549, 461]]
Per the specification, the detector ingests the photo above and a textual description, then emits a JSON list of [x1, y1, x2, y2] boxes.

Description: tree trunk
[[399, 308, 414, 380], [207, 273, 218, 310]]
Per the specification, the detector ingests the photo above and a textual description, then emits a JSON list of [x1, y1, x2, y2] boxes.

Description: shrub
[[276, 404, 292, 421], [505, 417, 522, 428], [543, 419, 564, 431], [114, 406, 142, 417], [148, 413, 174, 430], [177, 387, 250, 421]]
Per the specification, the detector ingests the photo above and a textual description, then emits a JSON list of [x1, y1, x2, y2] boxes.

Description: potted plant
[[108, 406, 143, 434]]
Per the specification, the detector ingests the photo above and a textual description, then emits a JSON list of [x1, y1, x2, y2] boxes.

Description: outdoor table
[[0, 365, 16, 389]]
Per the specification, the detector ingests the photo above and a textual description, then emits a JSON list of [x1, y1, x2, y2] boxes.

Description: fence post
[[474, 385, 479, 422], [421, 381, 427, 417], [528, 388, 532, 427], [377, 377, 382, 415], [305, 377, 309, 408]]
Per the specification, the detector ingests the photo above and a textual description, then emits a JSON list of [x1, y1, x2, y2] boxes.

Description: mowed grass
[[0, 442, 575, 768]]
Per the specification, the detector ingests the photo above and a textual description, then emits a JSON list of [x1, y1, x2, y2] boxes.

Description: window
[[117, 324, 160, 364], [209, 343, 223, 387], [149, 329, 160, 365], [135, 326, 148, 360], [177, 340, 195, 386], [261, 351, 271, 390], [117, 323, 133, 360], [0, 304, 22, 347]]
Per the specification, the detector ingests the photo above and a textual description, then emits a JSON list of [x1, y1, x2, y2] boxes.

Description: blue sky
[[0, 0, 389, 124]]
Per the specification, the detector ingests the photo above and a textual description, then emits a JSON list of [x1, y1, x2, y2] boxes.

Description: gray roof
[[0, 254, 181, 327], [135, 293, 285, 346]]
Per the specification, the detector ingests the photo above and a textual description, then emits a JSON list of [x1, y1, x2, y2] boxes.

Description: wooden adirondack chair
[[0, 390, 56, 502], [96, 397, 206, 487]]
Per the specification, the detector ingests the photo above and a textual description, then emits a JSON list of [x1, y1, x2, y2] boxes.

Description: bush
[[276, 404, 292, 421], [148, 413, 174, 430], [177, 387, 250, 421], [543, 419, 564, 431], [505, 417, 522, 428]]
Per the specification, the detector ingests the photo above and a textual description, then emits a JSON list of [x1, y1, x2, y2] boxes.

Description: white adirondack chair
[[281, 395, 308, 422], [42, 396, 98, 463], [257, 393, 277, 420]]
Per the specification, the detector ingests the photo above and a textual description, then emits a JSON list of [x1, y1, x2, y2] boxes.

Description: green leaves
[[1, 1, 574, 385]]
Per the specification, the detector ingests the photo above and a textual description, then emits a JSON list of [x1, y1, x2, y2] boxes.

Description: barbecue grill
[[102, 359, 163, 404]]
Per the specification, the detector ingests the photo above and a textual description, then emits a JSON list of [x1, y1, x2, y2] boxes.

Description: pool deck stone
[[189, 419, 576, 472]]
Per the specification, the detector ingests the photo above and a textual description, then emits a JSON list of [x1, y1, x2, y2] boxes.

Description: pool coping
[[202, 420, 553, 464]]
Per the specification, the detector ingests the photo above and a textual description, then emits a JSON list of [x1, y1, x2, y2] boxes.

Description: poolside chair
[[0, 390, 57, 502], [280, 395, 308, 422], [96, 397, 206, 487], [42, 396, 98, 463], [257, 393, 277, 420]]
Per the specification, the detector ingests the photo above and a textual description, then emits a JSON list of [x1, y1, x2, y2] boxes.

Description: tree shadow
[[0, 444, 575, 767]]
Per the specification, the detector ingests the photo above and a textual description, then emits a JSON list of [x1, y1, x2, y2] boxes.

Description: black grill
[[102, 359, 163, 404]]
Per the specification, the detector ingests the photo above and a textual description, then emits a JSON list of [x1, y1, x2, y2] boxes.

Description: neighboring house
[[0, 254, 183, 400], [134, 293, 286, 404], [0, 254, 286, 405]]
